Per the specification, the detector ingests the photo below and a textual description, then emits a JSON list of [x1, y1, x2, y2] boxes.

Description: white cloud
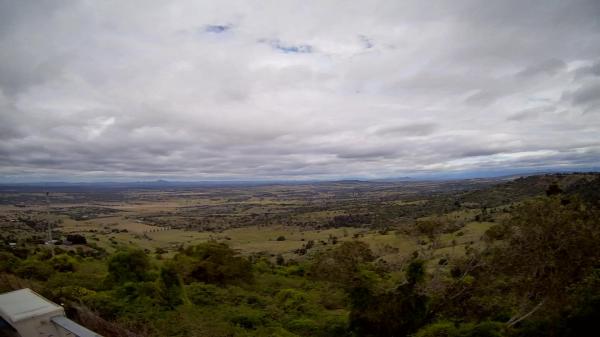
[[0, 0, 599, 181]]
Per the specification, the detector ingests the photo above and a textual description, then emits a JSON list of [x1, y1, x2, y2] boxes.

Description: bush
[[309, 241, 374, 285], [174, 242, 253, 285], [50, 254, 77, 272], [83, 291, 124, 319], [458, 321, 504, 337], [415, 321, 504, 337], [229, 307, 266, 329], [158, 262, 184, 308], [0, 252, 19, 273], [66, 234, 87, 245], [107, 249, 152, 284], [276, 289, 313, 314], [15, 259, 54, 281], [286, 318, 319, 335], [187, 282, 223, 306], [415, 321, 459, 337]]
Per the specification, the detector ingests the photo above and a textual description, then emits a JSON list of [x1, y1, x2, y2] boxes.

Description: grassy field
[[3, 175, 572, 268]]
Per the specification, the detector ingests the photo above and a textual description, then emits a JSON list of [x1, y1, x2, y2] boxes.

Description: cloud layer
[[1, 0, 600, 181]]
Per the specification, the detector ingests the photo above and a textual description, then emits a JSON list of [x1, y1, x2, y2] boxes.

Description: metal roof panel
[[52, 315, 103, 337], [0, 288, 63, 323]]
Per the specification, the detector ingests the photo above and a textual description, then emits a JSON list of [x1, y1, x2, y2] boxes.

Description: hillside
[[0, 173, 599, 337]]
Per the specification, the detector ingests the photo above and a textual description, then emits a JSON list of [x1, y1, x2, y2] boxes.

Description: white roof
[[0, 288, 63, 323]]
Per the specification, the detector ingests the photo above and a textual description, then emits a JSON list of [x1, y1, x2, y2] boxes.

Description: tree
[[66, 234, 87, 245], [440, 196, 600, 330], [309, 241, 374, 285], [15, 258, 54, 281], [349, 260, 429, 337], [50, 254, 76, 272], [107, 249, 152, 284], [545, 183, 562, 196], [173, 242, 253, 285], [158, 261, 184, 308], [495, 197, 599, 317]]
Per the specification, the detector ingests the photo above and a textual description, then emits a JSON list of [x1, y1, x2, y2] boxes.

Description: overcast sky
[[1, 0, 600, 182]]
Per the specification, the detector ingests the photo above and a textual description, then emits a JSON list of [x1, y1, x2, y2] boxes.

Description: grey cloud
[[516, 59, 566, 78], [464, 90, 505, 106], [0, 0, 599, 181], [507, 106, 556, 121], [573, 60, 600, 79], [336, 148, 398, 160], [376, 123, 438, 137], [565, 80, 600, 110]]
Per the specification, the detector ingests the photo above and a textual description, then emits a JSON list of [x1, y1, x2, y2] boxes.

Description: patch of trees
[[328, 213, 372, 227], [172, 242, 253, 285], [66, 234, 87, 244]]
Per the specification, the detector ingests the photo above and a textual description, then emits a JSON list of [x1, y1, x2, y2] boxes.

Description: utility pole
[[46, 191, 54, 257]]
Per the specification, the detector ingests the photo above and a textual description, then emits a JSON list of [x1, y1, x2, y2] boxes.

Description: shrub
[[229, 307, 265, 329], [50, 254, 77, 272], [66, 234, 87, 245], [0, 252, 19, 273], [158, 262, 184, 308], [106, 249, 152, 284], [174, 242, 253, 285], [186, 282, 223, 306], [415, 321, 459, 337], [15, 259, 54, 281], [286, 318, 319, 335], [276, 289, 313, 314], [309, 241, 374, 285], [458, 321, 504, 337]]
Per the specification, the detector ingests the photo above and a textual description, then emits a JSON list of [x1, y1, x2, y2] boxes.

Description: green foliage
[[349, 261, 429, 337], [309, 241, 374, 286], [228, 306, 266, 329], [416, 219, 444, 239], [276, 289, 314, 314], [174, 242, 253, 285], [66, 234, 87, 244], [46, 270, 104, 291], [157, 261, 184, 308], [458, 321, 504, 337], [83, 291, 124, 319], [406, 260, 425, 285], [415, 321, 505, 337], [414, 321, 459, 337], [187, 282, 224, 306], [545, 183, 562, 196], [490, 197, 600, 306], [3, 174, 599, 337], [50, 254, 77, 272], [106, 249, 152, 284], [15, 258, 54, 281], [285, 318, 319, 335], [0, 252, 20, 273]]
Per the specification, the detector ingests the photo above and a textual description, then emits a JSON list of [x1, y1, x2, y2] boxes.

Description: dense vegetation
[[0, 174, 599, 336]]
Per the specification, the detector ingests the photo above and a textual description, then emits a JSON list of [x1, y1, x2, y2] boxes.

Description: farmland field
[[0, 178, 508, 260]]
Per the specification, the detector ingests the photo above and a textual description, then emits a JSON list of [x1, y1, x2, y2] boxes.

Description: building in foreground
[[0, 288, 101, 337]]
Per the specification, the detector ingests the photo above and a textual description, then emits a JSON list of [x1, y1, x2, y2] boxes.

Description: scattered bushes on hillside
[[173, 242, 253, 285], [1, 183, 599, 337]]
